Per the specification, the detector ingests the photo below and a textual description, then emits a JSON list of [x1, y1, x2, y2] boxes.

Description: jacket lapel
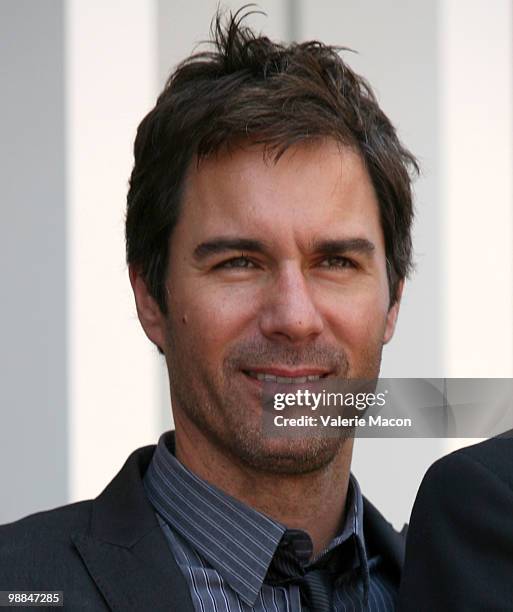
[[363, 496, 407, 584], [71, 444, 194, 612]]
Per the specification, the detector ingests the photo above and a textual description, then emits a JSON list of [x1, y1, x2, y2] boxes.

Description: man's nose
[[258, 265, 324, 343]]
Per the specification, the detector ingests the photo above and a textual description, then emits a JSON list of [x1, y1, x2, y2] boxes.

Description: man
[[0, 10, 417, 611], [398, 436, 513, 611]]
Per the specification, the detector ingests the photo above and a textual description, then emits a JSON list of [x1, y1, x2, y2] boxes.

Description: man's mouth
[[243, 369, 331, 384]]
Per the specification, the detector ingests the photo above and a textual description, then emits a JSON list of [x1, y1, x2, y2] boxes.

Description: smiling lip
[[242, 367, 331, 384]]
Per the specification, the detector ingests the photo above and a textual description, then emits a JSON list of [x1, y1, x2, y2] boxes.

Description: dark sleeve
[[398, 446, 513, 611]]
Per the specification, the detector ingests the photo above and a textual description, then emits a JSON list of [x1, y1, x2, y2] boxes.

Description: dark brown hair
[[126, 7, 418, 313]]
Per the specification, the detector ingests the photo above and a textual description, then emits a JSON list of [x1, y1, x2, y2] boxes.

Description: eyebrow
[[193, 238, 269, 261], [193, 236, 376, 261], [310, 238, 376, 256]]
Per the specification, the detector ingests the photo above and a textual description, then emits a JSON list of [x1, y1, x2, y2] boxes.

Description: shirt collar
[[144, 431, 366, 606], [329, 470, 366, 557]]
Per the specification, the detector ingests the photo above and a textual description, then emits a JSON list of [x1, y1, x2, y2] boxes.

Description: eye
[[215, 256, 257, 269], [319, 256, 356, 269]]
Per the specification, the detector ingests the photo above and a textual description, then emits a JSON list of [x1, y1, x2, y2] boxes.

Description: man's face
[[135, 140, 401, 473]]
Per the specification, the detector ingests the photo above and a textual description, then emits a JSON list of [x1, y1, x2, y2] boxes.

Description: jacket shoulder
[[0, 501, 92, 587], [459, 436, 513, 487], [420, 436, 513, 495], [1, 499, 92, 541], [399, 440, 513, 610]]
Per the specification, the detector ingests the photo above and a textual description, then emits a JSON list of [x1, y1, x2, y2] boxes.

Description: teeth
[[276, 376, 308, 383], [248, 371, 322, 383]]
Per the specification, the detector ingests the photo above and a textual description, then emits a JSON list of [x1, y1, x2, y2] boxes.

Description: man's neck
[[174, 422, 354, 558]]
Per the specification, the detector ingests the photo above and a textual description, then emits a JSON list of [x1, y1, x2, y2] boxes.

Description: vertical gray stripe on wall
[[286, 0, 300, 42], [0, 0, 67, 522]]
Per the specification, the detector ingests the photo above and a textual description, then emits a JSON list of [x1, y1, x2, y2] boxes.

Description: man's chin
[[232, 432, 348, 475]]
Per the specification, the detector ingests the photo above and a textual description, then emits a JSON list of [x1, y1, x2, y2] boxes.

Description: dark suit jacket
[[1, 437, 406, 611], [398, 437, 513, 611]]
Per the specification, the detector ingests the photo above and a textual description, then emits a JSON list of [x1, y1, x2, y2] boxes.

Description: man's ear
[[383, 278, 404, 344], [129, 264, 166, 351]]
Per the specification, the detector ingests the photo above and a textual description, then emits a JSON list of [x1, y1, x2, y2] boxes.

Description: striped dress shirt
[[143, 433, 397, 611]]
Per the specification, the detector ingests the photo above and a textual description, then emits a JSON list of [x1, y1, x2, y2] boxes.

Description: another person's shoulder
[[399, 437, 513, 611], [455, 435, 513, 483], [419, 436, 513, 496], [407, 436, 513, 534]]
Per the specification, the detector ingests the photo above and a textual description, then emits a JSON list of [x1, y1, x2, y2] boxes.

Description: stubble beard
[[165, 325, 384, 476]]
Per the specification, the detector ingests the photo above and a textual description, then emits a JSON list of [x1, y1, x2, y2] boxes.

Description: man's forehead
[[174, 140, 382, 255], [188, 139, 365, 184], [183, 141, 374, 212]]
